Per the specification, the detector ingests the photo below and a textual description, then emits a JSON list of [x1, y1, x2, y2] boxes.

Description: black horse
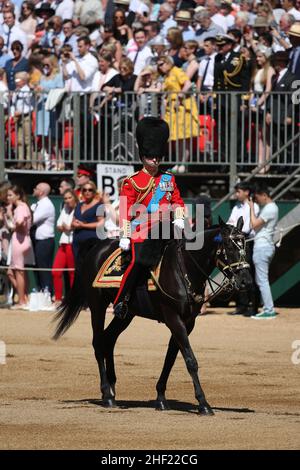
[[54, 217, 252, 415]]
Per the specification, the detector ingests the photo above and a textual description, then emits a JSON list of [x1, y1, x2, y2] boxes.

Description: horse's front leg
[[164, 313, 214, 416], [90, 300, 116, 408], [156, 318, 196, 411], [104, 314, 134, 398]]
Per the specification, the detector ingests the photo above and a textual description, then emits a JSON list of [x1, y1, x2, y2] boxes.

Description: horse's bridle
[[215, 228, 250, 277]]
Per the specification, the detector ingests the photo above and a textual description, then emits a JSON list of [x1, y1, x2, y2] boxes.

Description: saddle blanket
[[92, 248, 161, 290]]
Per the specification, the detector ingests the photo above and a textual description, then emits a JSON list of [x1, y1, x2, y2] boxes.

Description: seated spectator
[[5, 40, 29, 91], [158, 3, 177, 38], [52, 189, 78, 303], [40, 15, 64, 54], [5, 185, 35, 310], [54, 0, 75, 21], [10, 71, 33, 169], [0, 35, 11, 68], [194, 9, 225, 47], [57, 19, 79, 56], [19, 1, 38, 48], [247, 184, 279, 319], [71, 181, 105, 261], [36, 54, 64, 170]]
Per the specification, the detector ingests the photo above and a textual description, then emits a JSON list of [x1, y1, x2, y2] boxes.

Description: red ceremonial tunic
[[119, 168, 185, 243]]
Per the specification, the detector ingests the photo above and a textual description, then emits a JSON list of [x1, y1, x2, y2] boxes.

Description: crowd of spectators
[[0, 0, 300, 171]]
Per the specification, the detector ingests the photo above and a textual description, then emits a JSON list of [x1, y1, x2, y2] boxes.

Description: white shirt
[[211, 13, 228, 33], [56, 206, 74, 244], [0, 81, 9, 108], [160, 17, 177, 38], [66, 52, 98, 92], [227, 201, 259, 238], [31, 197, 55, 240], [127, 45, 153, 75], [198, 53, 217, 90], [11, 85, 33, 116], [287, 7, 300, 21], [0, 24, 28, 56], [277, 67, 288, 83], [53, 0, 75, 20], [254, 202, 279, 247]]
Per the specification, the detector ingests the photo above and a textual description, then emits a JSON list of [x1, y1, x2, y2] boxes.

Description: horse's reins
[[154, 229, 250, 306]]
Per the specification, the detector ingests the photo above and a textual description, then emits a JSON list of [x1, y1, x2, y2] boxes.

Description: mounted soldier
[[113, 117, 185, 319]]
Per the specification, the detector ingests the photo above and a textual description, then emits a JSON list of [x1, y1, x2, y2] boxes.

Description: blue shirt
[[0, 51, 11, 68], [5, 57, 29, 91]]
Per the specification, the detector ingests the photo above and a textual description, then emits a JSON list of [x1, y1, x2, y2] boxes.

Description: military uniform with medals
[[114, 118, 185, 316]]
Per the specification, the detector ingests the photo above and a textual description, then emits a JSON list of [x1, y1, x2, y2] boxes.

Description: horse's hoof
[[102, 398, 117, 408], [156, 399, 170, 411], [198, 403, 214, 416]]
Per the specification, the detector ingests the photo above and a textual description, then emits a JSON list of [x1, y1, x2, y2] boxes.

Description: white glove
[[173, 218, 185, 230], [119, 237, 131, 251]]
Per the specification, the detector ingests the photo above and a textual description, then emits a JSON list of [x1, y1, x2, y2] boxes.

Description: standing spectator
[[5, 185, 34, 309], [75, 165, 94, 200], [127, 28, 153, 75], [196, 37, 217, 113], [158, 3, 177, 38], [30, 182, 55, 293], [247, 184, 279, 319], [0, 11, 28, 56], [166, 27, 185, 67], [35, 54, 64, 170], [0, 181, 11, 266], [52, 189, 77, 303], [157, 55, 199, 173], [10, 71, 33, 169], [134, 65, 162, 118], [288, 23, 300, 77], [5, 40, 29, 91], [62, 36, 98, 160], [112, 7, 133, 46], [249, 45, 275, 173], [175, 10, 196, 41], [182, 39, 199, 83], [19, 1, 38, 48], [227, 182, 259, 316], [59, 177, 75, 196], [71, 181, 105, 261]]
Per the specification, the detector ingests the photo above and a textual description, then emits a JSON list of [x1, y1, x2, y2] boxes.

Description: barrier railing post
[[0, 103, 5, 180], [73, 93, 80, 178], [229, 93, 238, 191]]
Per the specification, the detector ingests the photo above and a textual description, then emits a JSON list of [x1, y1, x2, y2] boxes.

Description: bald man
[[31, 182, 56, 294]]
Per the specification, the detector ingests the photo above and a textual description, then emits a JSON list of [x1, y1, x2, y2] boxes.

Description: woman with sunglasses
[[5, 40, 29, 91], [112, 8, 133, 46], [71, 182, 105, 262], [19, 1, 37, 47]]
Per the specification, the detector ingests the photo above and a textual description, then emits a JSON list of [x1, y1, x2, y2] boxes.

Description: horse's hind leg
[[104, 315, 134, 397], [90, 293, 116, 408], [156, 318, 196, 411], [164, 313, 214, 416]]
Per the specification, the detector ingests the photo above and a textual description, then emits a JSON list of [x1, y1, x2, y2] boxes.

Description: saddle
[[92, 247, 162, 290]]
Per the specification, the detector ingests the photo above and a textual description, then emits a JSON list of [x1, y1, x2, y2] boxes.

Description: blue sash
[[132, 173, 172, 229]]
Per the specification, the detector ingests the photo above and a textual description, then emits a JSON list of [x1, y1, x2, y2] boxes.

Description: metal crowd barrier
[[0, 90, 299, 182]]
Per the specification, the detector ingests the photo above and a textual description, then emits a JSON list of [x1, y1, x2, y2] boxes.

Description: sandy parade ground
[[1, 306, 300, 450]]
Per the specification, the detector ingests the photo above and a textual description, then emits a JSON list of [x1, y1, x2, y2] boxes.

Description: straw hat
[[175, 10, 193, 22], [288, 22, 300, 37]]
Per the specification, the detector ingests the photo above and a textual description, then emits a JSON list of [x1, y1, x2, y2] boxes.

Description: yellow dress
[[163, 66, 199, 141]]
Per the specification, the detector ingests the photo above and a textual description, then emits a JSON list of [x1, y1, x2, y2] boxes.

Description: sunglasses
[[82, 188, 94, 193]]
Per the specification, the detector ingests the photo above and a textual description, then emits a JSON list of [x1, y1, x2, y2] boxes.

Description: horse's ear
[[218, 216, 227, 228], [237, 216, 244, 232]]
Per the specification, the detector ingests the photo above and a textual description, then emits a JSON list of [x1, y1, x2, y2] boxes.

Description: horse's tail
[[52, 240, 97, 340]]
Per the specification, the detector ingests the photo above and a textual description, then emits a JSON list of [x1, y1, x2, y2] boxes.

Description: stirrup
[[113, 301, 129, 320]]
